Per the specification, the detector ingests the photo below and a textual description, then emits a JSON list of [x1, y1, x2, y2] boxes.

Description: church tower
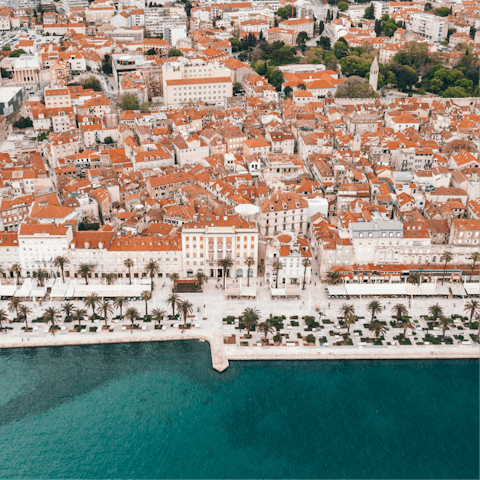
[[369, 56, 379, 93]]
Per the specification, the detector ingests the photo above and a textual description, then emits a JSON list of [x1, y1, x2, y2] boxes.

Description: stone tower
[[369, 56, 379, 93]]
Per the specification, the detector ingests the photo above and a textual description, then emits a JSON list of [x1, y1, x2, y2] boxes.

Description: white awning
[[240, 286, 257, 297], [271, 288, 286, 297], [326, 285, 347, 296], [450, 284, 466, 296], [464, 283, 479, 296]]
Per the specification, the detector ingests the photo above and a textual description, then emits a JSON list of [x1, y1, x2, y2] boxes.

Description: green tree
[[434, 7, 449, 16], [0, 309, 9, 330], [258, 319, 275, 341], [19, 304, 32, 331], [194, 272, 208, 291], [284, 86, 293, 97], [464, 300, 479, 324], [13, 117, 33, 129], [170, 273, 179, 291], [2, 45, 10, 51], [32, 268, 48, 287], [53, 255, 69, 283], [268, 69, 284, 90], [337, 1, 348, 11], [140, 102, 152, 113], [141, 290, 152, 317], [116, 93, 140, 111], [113, 297, 129, 319], [301, 258, 311, 290], [408, 271, 421, 287], [374, 19, 382, 37], [124, 258, 134, 284], [144, 260, 160, 283], [389, 64, 418, 91], [9, 49, 26, 57], [217, 258, 234, 289], [102, 54, 112, 75], [368, 320, 387, 343], [8, 297, 21, 320], [84, 293, 100, 318], [145, 48, 157, 55], [393, 41, 429, 69], [428, 303, 444, 324], [230, 37, 242, 52], [61, 302, 75, 322], [82, 76, 102, 92], [44, 307, 60, 328], [442, 86, 468, 98], [400, 318, 414, 339], [334, 40, 349, 59], [391, 303, 408, 322], [440, 251, 453, 285], [296, 31, 309, 51], [99, 300, 114, 327], [272, 259, 283, 288], [364, 4, 375, 19], [77, 263, 92, 285], [125, 307, 140, 327], [318, 20, 325, 34], [151, 308, 166, 328], [318, 37, 331, 50], [104, 136, 114, 144], [326, 271, 342, 285], [424, 3, 432, 11], [178, 299, 193, 328], [438, 316, 453, 338], [168, 49, 183, 57], [336, 76, 378, 98], [277, 6, 295, 20], [367, 300, 384, 322], [166, 292, 180, 317], [469, 252, 480, 281], [241, 307, 260, 337]]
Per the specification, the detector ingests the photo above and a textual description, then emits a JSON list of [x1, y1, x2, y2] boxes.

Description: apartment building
[[162, 59, 233, 107], [18, 223, 73, 278], [181, 215, 259, 279], [146, 172, 196, 199], [278, 18, 314, 37], [259, 192, 309, 237], [409, 12, 447, 41]]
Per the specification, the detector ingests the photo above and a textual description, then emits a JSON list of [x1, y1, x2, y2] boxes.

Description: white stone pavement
[[1, 278, 479, 371]]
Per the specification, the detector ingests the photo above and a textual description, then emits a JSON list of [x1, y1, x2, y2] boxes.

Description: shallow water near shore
[[0, 341, 478, 479]]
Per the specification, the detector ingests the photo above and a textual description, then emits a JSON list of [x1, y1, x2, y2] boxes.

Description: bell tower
[[369, 56, 379, 93]]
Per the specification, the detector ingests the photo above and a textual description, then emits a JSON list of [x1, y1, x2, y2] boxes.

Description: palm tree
[[408, 271, 421, 287], [343, 313, 356, 337], [400, 318, 414, 339], [438, 315, 453, 339], [144, 260, 160, 284], [440, 251, 453, 285], [0, 266, 5, 278], [178, 299, 193, 328], [469, 252, 480, 281], [8, 297, 21, 319], [61, 302, 75, 322], [151, 308, 166, 328], [244, 256, 255, 287], [102, 273, 117, 285], [125, 307, 140, 327], [326, 271, 342, 285], [18, 304, 32, 331], [0, 309, 8, 330], [10, 263, 22, 283], [33, 268, 48, 287], [367, 300, 383, 322], [194, 271, 208, 291], [113, 297, 129, 319], [141, 290, 152, 317], [166, 292, 180, 317], [53, 255, 69, 282], [84, 293, 100, 318], [368, 320, 387, 343], [272, 259, 283, 289], [301, 257, 312, 290], [74, 308, 87, 327], [169, 273, 179, 291], [242, 307, 260, 337], [98, 300, 114, 327], [391, 303, 408, 322], [464, 300, 479, 324], [77, 263, 92, 285], [44, 307, 60, 328], [339, 304, 355, 325], [258, 319, 275, 341], [124, 258, 134, 284], [217, 258, 233, 289], [428, 303, 444, 324]]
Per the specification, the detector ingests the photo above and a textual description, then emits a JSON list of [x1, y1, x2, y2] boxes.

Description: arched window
[[236, 269, 243, 277], [187, 269, 193, 277]]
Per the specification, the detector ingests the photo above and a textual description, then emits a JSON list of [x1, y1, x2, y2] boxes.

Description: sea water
[[0, 341, 478, 479]]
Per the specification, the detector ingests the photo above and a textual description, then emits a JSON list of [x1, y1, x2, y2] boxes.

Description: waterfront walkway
[[1, 279, 479, 370]]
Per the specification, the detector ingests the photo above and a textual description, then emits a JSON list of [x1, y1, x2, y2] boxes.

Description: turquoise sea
[[0, 341, 478, 479]]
